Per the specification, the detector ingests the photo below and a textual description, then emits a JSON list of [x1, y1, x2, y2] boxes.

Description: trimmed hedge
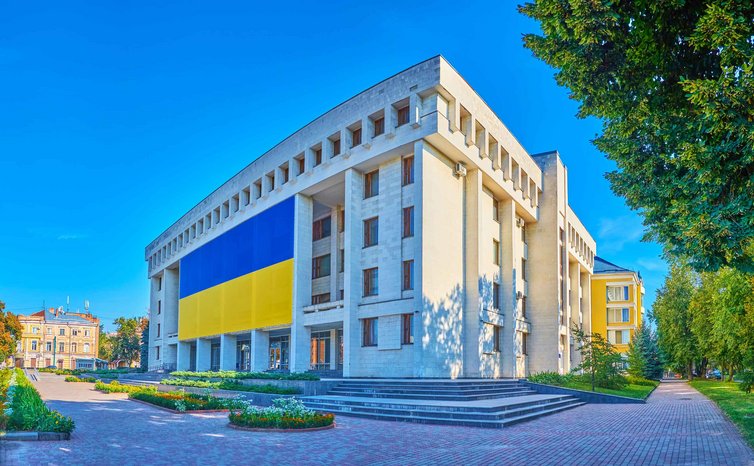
[[1, 369, 75, 434], [129, 390, 245, 412], [162, 378, 299, 395], [95, 380, 150, 394], [65, 376, 97, 383], [170, 370, 319, 381]]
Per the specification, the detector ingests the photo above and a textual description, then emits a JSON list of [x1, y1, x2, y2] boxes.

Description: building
[[145, 56, 596, 378], [590, 257, 645, 355], [14, 308, 100, 369]]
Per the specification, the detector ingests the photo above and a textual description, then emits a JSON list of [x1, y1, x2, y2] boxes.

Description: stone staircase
[[302, 379, 584, 428]]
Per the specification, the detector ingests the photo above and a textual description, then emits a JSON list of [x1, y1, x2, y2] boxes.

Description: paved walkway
[[2, 374, 753, 465]]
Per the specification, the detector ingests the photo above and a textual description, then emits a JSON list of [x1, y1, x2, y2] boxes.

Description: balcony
[[303, 300, 344, 314]]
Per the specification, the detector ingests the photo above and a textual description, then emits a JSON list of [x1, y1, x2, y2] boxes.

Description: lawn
[[563, 381, 658, 399], [690, 380, 754, 448], [527, 372, 659, 399]]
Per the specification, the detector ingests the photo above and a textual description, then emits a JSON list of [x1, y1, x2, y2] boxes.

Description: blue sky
[[0, 1, 666, 329]]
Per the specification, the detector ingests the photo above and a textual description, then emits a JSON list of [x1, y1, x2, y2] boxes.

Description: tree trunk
[[687, 361, 694, 381], [727, 364, 735, 382]]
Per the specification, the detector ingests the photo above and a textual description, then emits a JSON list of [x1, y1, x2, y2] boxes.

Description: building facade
[[14, 308, 100, 370], [146, 56, 596, 378], [590, 257, 645, 355]]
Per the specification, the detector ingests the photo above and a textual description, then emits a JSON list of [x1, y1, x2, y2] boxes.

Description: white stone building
[[145, 56, 596, 378]]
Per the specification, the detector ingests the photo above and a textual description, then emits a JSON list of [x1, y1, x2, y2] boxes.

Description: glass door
[[237, 341, 250, 371], [310, 331, 331, 370], [268, 336, 290, 370]]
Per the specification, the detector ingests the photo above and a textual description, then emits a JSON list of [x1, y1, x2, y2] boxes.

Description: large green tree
[[97, 324, 113, 361], [653, 262, 698, 378], [519, 1, 754, 272], [626, 320, 663, 380], [0, 300, 22, 363], [111, 317, 146, 366]]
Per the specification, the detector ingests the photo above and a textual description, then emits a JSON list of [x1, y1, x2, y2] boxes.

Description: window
[[401, 314, 414, 345], [157, 323, 161, 338], [364, 170, 379, 198], [313, 147, 322, 166], [156, 346, 160, 360], [47, 327, 51, 335], [397, 104, 410, 126], [521, 258, 527, 280], [363, 268, 378, 297], [607, 285, 629, 302], [338, 249, 345, 273], [402, 260, 414, 291], [59, 343, 65, 352], [46, 342, 52, 352], [338, 210, 345, 232], [521, 296, 527, 318], [297, 156, 305, 174], [607, 308, 631, 323], [351, 127, 362, 147], [493, 240, 500, 265], [71, 343, 77, 353], [493, 283, 500, 309], [363, 217, 378, 247], [521, 223, 526, 243], [402, 206, 414, 238], [157, 300, 161, 315], [522, 333, 528, 355], [362, 318, 378, 346], [312, 254, 331, 279], [313, 216, 332, 241], [59, 328, 65, 336], [312, 293, 331, 305], [84, 329, 89, 337], [493, 199, 500, 222], [331, 137, 341, 157], [608, 330, 631, 345], [493, 326, 501, 352], [158, 276, 162, 291], [72, 329, 78, 336], [31, 340, 37, 351], [84, 343, 90, 353], [402, 156, 414, 186], [32, 327, 38, 334], [373, 116, 385, 137]]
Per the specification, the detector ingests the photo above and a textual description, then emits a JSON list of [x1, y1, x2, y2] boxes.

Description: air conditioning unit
[[454, 162, 467, 177]]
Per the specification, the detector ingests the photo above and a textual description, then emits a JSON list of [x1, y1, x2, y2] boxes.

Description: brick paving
[[1, 373, 753, 465]]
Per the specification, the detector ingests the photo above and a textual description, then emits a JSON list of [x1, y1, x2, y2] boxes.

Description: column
[[463, 168, 483, 378], [220, 334, 237, 371], [500, 199, 518, 378], [568, 263, 582, 372], [196, 338, 211, 372], [329, 329, 338, 371], [290, 193, 313, 373], [343, 168, 364, 377], [177, 340, 192, 371], [250, 330, 269, 372], [329, 207, 339, 300]]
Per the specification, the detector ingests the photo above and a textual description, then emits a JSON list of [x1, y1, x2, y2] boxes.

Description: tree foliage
[[0, 300, 22, 362], [626, 320, 663, 380], [111, 317, 147, 366], [519, 1, 754, 272], [571, 324, 625, 390], [140, 320, 149, 372], [98, 324, 113, 362]]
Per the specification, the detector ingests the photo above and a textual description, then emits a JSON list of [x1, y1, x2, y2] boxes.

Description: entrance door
[[237, 341, 250, 371], [310, 331, 331, 370], [45, 358, 51, 368], [30, 358, 37, 368], [268, 336, 289, 370], [210, 344, 221, 371], [15, 359, 23, 368]]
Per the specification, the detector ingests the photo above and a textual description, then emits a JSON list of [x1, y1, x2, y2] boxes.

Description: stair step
[[302, 394, 575, 413], [325, 390, 537, 401], [302, 401, 585, 428]]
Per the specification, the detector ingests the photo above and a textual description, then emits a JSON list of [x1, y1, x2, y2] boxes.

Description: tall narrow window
[[351, 127, 362, 147], [313, 216, 332, 241], [156, 346, 160, 360], [364, 170, 379, 198], [313, 147, 322, 166], [493, 282, 500, 309], [332, 138, 341, 157], [71, 342, 77, 353], [338, 249, 345, 273], [158, 276, 163, 291], [522, 333, 528, 355], [402, 156, 414, 186], [521, 258, 527, 280], [493, 199, 500, 222], [363, 217, 378, 247], [362, 318, 378, 346], [157, 300, 161, 315], [297, 156, 305, 174], [373, 117, 385, 137], [521, 296, 527, 318], [397, 105, 410, 126], [363, 268, 378, 297], [493, 240, 500, 265], [402, 206, 414, 238], [312, 254, 331, 278], [84, 343, 90, 353], [402, 260, 414, 291], [493, 326, 501, 352], [157, 323, 160, 338], [338, 210, 345, 232], [401, 314, 414, 345]]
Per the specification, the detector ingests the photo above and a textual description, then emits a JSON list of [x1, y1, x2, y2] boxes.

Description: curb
[[0, 431, 71, 441], [227, 422, 336, 433]]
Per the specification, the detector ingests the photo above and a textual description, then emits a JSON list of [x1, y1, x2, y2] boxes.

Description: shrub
[[738, 370, 754, 394], [625, 375, 660, 387], [229, 397, 334, 430], [65, 376, 97, 383], [4, 369, 75, 433], [528, 371, 573, 386], [162, 378, 299, 395], [95, 380, 150, 394], [129, 389, 245, 411], [170, 370, 319, 381]]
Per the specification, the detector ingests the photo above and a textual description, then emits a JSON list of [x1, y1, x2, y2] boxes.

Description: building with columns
[[145, 56, 596, 378]]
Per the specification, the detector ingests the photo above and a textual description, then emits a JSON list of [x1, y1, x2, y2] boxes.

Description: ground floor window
[[310, 331, 331, 370], [401, 314, 413, 345], [269, 336, 289, 370], [494, 326, 501, 352], [237, 340, 251, 371], [362, 318, 378, 347], [521, 333, 528, 355]]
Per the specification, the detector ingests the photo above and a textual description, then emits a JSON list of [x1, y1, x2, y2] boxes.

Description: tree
[[653, 262, 698, 378], [519, 1, 754, 272], [111, 317, 146, 366], [571, 325, 625, 390], [626, 321, 663, 380], [0, 300, 22, 363], [140, 320, 149, 372], [97, 324, 113, 361]]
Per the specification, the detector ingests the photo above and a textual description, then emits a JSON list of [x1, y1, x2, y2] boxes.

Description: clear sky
[[0, 1, 667, 330]]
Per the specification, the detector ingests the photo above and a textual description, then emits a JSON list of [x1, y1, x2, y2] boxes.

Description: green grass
[[564, 381, 658, 399], [690, 380, 754, 448]]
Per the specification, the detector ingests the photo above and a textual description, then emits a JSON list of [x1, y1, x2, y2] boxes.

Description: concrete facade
[[145, 56, 596, 377]]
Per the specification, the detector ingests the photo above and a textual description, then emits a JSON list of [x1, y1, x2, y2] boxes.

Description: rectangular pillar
[[500, 199, 519, 378], [343, 168, 364, 377], [220, 334, 237, 371], [196, 338, 211, 372], [177, 341, 192, 371], [329, 329, 338, 371], [250, 330, 269, 372], [290, 193, 314, 373], [463, 168, 483, 378]]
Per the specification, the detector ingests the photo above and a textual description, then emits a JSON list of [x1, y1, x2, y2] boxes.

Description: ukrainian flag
[[177, 196, 295, 340]]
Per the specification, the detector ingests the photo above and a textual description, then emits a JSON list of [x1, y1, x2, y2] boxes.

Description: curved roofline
[[147, 55, 443, 248]]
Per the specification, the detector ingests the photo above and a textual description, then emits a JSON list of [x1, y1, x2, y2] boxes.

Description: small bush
[[528, 371, 573, 386], [170, 370, 319, 381], [65, 376, 97, 383], [229, 397, 334, 430], [625, 375, 660, 387], [129, 390, 245, 411], [95, 380, 150, 394], [162, 378, 299, 395], [4, 369, 75, 433], [738, 370, 754, 394]]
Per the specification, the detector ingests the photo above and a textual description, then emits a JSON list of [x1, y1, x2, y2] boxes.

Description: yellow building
[[590, 257, 644, 355], [14, 308, 100, 370]]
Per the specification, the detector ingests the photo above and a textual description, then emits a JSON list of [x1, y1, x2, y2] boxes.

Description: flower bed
[[229, 398, 334, 431], [129, 390, 245, 413], [0, 369, 75, 434], [65, 376, 97, 383], [162, 378, 299, 395], [170, 370, 319, 381], [95, 380, 151, 394]]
